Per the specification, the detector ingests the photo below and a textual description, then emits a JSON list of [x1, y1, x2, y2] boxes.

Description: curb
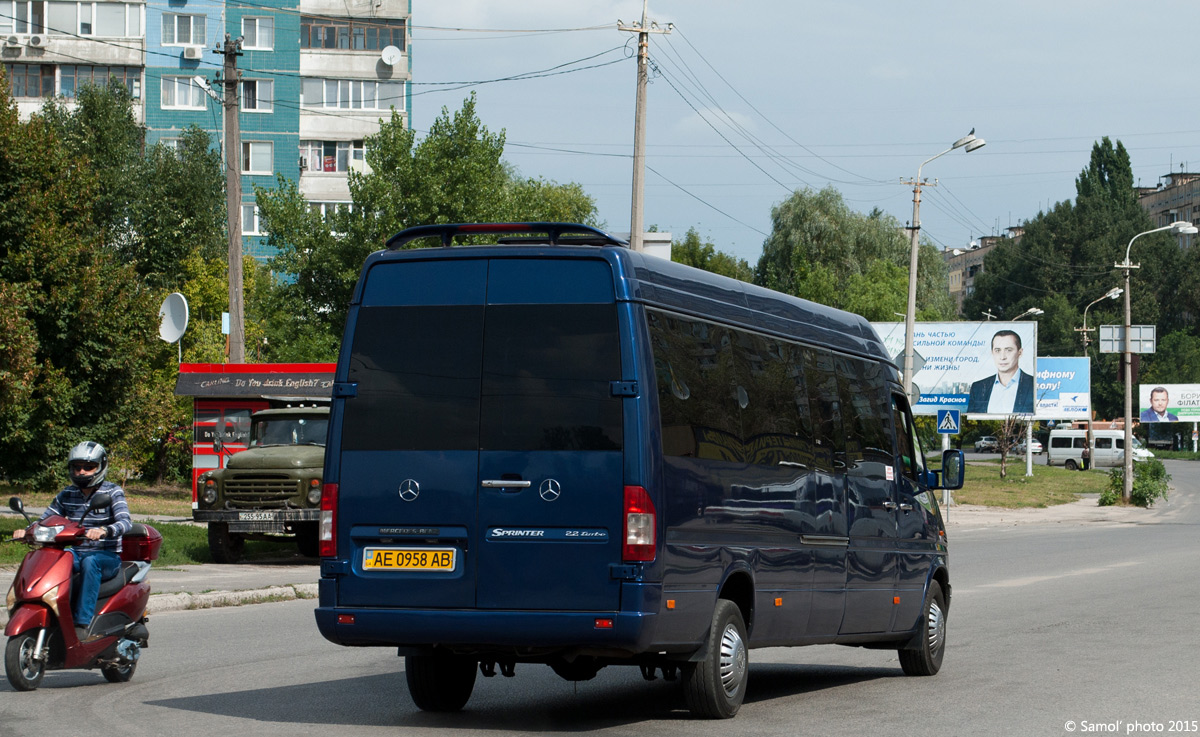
[[0, 583, 319, 628]]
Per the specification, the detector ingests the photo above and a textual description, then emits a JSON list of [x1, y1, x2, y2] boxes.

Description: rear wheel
[[295, 522, 320, 558], [899, 580, 947, 676], [405, 655, 477, 712], [5, 631, 46, 691], [208, 523, 245, 564], [683, 600, 749, 719], [101, 659, 137, 683]]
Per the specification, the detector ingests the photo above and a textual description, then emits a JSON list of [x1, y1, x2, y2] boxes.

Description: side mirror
[[79, 491, 112, 524], [939, 449, 965, 490], [213, 438, 224, 452], [9, 496, 31, 522]]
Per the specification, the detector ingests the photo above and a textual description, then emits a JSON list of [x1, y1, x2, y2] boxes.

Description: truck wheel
[[295, 522, 319, 558], [1064, 459, 1078, 471], [208, 522, 245, 564], [899, 580, 947, 676], [405, 655, 477, 712], [683, 599, 749, 719], [6, 631, 46, 691]]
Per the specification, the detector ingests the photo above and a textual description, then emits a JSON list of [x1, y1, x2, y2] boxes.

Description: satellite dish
[[380, 45, 402, 66], [158, 292, 189, 344]]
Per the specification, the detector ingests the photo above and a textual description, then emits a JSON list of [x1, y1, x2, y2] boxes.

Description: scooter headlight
[[33, 525, 64, 543]]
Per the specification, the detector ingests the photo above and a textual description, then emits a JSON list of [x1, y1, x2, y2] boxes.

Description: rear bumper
[[314, 605, 659, 656]]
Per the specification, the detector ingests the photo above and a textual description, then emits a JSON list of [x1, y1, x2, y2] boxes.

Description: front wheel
[[899, 580, 947, 676], [1064, 459, 1078, 471], [208, 522, 245, 564], [6, 630, 47, 691], [405, 655, 477, 712], [683, 599, 749, 719]]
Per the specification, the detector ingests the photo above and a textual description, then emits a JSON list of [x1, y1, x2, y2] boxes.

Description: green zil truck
[[194, 406, 329, 563]]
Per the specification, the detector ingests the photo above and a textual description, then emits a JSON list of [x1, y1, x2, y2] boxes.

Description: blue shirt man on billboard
[[967, 329, 1034, 414], [1140, 386, 1179, 422]]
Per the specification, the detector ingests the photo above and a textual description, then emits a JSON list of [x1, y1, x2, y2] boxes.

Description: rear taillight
[[623, 485, 656, 562], [319, 483, 338, 557]]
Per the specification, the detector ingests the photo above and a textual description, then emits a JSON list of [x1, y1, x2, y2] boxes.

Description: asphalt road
[[4, 462, 1199, 736]]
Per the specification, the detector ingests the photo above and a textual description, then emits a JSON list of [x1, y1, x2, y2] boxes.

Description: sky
[[409, 1, 1200, 265]]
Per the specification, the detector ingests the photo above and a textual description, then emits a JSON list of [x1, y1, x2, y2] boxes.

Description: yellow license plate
[[363, 547, 456, 571]]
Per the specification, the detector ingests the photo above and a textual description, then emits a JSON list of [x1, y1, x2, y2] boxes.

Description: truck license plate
[[238, 512, 274, 521], [363, 548, 456, 571]]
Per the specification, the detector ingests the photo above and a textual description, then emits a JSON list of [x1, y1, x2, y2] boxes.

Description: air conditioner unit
[[183, 45, 204, 60], [4, 35, 22, 47], [27, 34, 47, 47]]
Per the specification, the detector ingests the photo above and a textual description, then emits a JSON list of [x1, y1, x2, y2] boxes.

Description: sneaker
[[74, 625, 89, 642]]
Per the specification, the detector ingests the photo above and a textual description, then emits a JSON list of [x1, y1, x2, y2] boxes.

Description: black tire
[[899, 580, 947, 676], [101, 660, 137, 683], [1064, 459, 1078, 471], [6, 631, 46, 691], [295, 522, 320, 558], [208, 522, 245, 564], [405, 655, 477, 712], [683, 600, 749, 719]]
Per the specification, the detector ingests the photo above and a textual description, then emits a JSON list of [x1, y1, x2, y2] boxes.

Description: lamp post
[[903, 130, 986, 404], [1077, 287, 1123, 466], [1118, 221, 1197, 501], [1013, 307, 1044, 320]]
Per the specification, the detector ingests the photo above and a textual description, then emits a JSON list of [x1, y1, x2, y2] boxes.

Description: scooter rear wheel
[[6, 631, 46, 691], [102, 660, 137, 683]]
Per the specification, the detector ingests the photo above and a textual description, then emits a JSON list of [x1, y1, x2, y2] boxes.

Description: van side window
[[1096, 437, 1113, 449], [891, 395, 920, 481], [1050, 437, 1071, 449], [805, 348, 843, 473], [835, 354, 892, 476], [1074, 438, 1086, 449]]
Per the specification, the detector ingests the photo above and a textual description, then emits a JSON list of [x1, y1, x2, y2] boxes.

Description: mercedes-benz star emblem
[[398, 479, 420, 502], [539, 479, 562, 502]]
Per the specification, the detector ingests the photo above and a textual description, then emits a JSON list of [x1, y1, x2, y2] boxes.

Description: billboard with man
[[1138, 384, 1200, 421], [871, 322, 1038, 417]]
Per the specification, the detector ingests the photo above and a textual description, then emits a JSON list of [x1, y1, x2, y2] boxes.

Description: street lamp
[[903, 129, 986, 404], [1013, 307, 1044, 320], [1118, 221, 1197, 501], [1077, 286, 1123, 466]]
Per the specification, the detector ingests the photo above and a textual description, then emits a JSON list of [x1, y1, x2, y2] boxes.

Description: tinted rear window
[[342, 305, 484, 451], [481, 304, 622, 451]]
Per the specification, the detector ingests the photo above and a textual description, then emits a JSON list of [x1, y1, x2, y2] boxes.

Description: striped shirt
[[39, 481, 133, 554]]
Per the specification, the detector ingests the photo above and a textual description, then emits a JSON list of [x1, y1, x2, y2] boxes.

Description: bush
[[1100, 459, 1170, 508]]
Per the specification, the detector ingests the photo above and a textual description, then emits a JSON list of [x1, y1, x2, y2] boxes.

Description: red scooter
[[5, 494, 161, 690]]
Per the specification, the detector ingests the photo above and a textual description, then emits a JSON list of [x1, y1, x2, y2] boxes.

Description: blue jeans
[[71, 549, 121, 627]]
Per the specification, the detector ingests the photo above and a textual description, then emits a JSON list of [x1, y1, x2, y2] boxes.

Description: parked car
[[1015, 439, 1043, 454], [1047, 429, 1154, 470], [974, 436, 999, 452]]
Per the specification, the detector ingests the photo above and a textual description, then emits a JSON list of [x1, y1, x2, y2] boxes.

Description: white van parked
[[1046, 428, 1154, 470]]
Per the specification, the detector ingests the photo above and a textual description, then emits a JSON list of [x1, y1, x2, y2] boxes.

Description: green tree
[[964, 138, 1182, 419], [257, 94, 597, 359], [0, 76, 160, 488], [672, 228, 753, 281], [754, 188, 953, 321]]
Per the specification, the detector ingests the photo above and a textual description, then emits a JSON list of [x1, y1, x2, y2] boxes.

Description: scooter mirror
[[80, 492, 113, 523], [9, 496, 23, 513]]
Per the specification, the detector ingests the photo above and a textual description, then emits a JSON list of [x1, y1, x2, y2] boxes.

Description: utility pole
[[219, 34, 245, 363], [619, 1, 670, 252]]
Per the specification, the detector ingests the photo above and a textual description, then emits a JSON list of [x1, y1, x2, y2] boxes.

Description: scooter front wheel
[[6, 630, 46, 691]]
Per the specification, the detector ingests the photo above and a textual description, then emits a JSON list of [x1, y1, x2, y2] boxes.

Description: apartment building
[[2, 0, 411, 260]]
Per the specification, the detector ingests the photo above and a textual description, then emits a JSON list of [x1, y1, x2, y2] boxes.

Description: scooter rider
[[11, 441, 133, 641]]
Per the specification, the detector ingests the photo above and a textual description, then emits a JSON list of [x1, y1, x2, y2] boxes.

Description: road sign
[[937, 409, 961, 434], [1099, 325, 1156, 354]]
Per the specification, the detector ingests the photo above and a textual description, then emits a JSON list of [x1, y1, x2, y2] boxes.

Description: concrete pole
[[223, 34, 245, 364]]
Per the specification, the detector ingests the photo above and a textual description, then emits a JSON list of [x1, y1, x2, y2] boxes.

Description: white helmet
[[67, 441, 108, 489]]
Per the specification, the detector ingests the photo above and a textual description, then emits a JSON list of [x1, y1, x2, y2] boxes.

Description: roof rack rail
[[385, 222, 628, 250]]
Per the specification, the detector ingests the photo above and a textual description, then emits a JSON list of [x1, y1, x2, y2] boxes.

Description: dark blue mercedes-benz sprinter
[[314, 223, 964, 719]]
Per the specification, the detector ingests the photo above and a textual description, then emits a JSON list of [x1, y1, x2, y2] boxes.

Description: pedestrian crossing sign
[[937, 409, 960, 434]]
